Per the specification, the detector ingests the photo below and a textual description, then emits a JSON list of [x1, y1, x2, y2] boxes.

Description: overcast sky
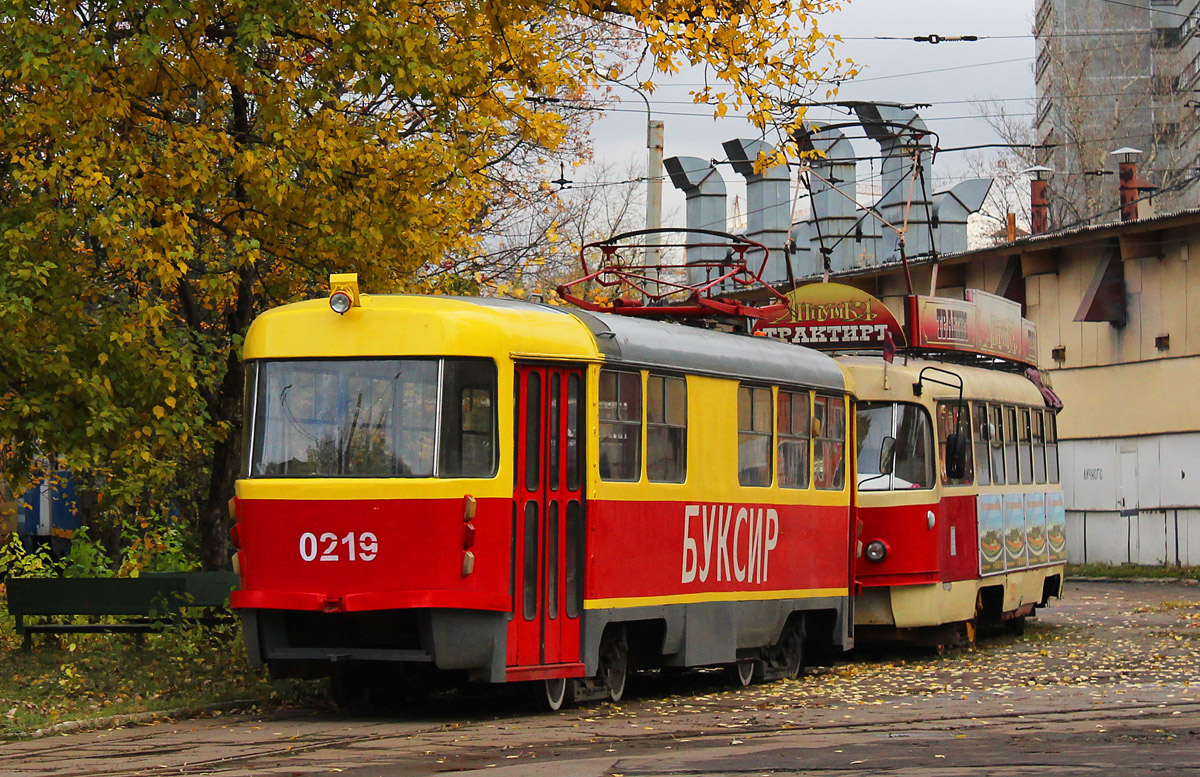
[[585, 0, 1037, 220]]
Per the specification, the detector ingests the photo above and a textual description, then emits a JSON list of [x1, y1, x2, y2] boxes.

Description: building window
[[647, 374, 687, 483], [738, 385, 773, 487], [778, 390, 811, 489], [599, 369, 641, 481]]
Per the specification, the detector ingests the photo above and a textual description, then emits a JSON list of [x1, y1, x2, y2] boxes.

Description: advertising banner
[[1046, 490, 1068, 563], [755, 283, 906, 350], [977, 493, 1006, 576], [910, 289, 1039, 366], [1003, 492, 1028, 569], [1025, 491, 1049, 566]]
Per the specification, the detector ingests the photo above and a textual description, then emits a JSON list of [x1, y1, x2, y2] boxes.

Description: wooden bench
[[6, 572, 238, 652]]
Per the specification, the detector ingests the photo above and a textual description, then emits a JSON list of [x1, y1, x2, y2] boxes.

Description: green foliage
[[1067, 563, 1200, 581], [0, 534, 56, 579], [57, 528, 113, 579]]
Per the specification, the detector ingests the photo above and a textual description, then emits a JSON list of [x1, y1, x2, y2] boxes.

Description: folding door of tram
[[507, 363, 586, 677]]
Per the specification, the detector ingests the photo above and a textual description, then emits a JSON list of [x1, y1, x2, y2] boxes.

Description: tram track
[[12, 697, 1200, 777]]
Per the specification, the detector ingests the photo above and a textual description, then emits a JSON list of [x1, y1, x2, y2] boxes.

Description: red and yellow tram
[[844, 356, 1066, 646], [756, 282, 1066, 647], [230, 275, 856, 708]]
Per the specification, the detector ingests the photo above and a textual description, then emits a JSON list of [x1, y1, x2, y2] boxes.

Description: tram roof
[[838, 356, 1045, 406], [569, 308, 845, 392], [243, 295, 845, 392]]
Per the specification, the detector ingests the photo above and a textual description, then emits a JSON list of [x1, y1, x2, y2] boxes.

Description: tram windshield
[[855, 402, 934, 491], [245, 358, 497, 478]]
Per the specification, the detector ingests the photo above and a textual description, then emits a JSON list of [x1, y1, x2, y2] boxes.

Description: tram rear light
[[463, 521, 476, 550], [232, 551, 242, 577], [462, 550, 475, 577], [463, 494, 477, 521], [229, 523, 241, 549], [864, 540, 888, 563]]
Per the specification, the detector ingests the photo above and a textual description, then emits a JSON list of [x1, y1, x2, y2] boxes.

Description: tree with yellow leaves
[[0, 0, 847, 569]]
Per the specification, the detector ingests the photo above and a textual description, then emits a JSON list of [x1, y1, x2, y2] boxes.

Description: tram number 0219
[[298, 531, 379, 562]]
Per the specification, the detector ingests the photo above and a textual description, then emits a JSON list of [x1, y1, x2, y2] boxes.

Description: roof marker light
[[329, 273, 360, 314], [330, 291, 353, 314]]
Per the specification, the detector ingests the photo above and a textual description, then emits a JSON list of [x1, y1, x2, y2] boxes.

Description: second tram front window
[[855, 402, 933, 491], [599, 369, 642, 481], [738, 385, 773, 487], [248, 357, 496, 478]]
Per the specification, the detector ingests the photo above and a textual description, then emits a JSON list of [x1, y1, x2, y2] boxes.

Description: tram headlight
[[864, 540, 888, 563], [330, 290, 353, 315]]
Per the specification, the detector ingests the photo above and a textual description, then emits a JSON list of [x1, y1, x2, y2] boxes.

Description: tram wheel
[[543, 677, 575, 711], [727, 659, 756, 688], [599, 626, 629, 703], [777, 624, 805, 680]]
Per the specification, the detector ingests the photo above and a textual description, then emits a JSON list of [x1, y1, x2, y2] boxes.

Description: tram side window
[[1018, 407, 1034, 485], [1004, 405, 1020, 485], [647, 375, 687, 483], [1046, 411, 1061, 483], [778, 390, 811, 489], [936, 402, 973, 486], [440, 360, 497, 477], [738, 385, 773, 487], [1032, 410, 1047, 484], [599, 370, 642, 481], [990, 404, 1006, 485], [814, 395, 846, 490], [972, 401, 991, 486]]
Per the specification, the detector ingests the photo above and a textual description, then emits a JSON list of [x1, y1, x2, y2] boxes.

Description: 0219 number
[[299, 531, 378, 562]]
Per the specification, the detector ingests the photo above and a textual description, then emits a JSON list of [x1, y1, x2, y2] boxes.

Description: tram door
[[509, 363, 585, 670]]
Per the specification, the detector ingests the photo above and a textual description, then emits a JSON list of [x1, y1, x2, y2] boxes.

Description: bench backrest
[[6, 572, 239, 617]]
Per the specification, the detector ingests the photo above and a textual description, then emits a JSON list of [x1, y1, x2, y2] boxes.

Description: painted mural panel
[[1003, 492, 1028, 569], [1046, 489, 1068, 563], [1025, 491, 1049, 565], [978, 493, 1006, 575]]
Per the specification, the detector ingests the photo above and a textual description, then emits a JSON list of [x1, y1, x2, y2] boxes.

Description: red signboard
[[755, 283, 907, 349], [909, 289, 1038, 366]]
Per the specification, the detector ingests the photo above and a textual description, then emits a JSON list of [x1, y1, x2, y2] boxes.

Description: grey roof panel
[[571, 310, 845, 392]]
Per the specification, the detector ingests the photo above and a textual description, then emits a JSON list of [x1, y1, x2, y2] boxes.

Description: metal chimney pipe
[[1111, 147, 1143, 222], [1024, 165, 1052, 235]]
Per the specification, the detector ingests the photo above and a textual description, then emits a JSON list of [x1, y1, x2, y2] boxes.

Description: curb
[[19, 699, 263, 740]]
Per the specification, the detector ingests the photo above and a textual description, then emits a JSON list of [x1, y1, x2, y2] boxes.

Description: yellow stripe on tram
[[583, 587, 849, 610]]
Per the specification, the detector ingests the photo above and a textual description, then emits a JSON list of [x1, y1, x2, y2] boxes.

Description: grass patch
[[1066, 563, 1200, 581], [0, 586, 322, 739]]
